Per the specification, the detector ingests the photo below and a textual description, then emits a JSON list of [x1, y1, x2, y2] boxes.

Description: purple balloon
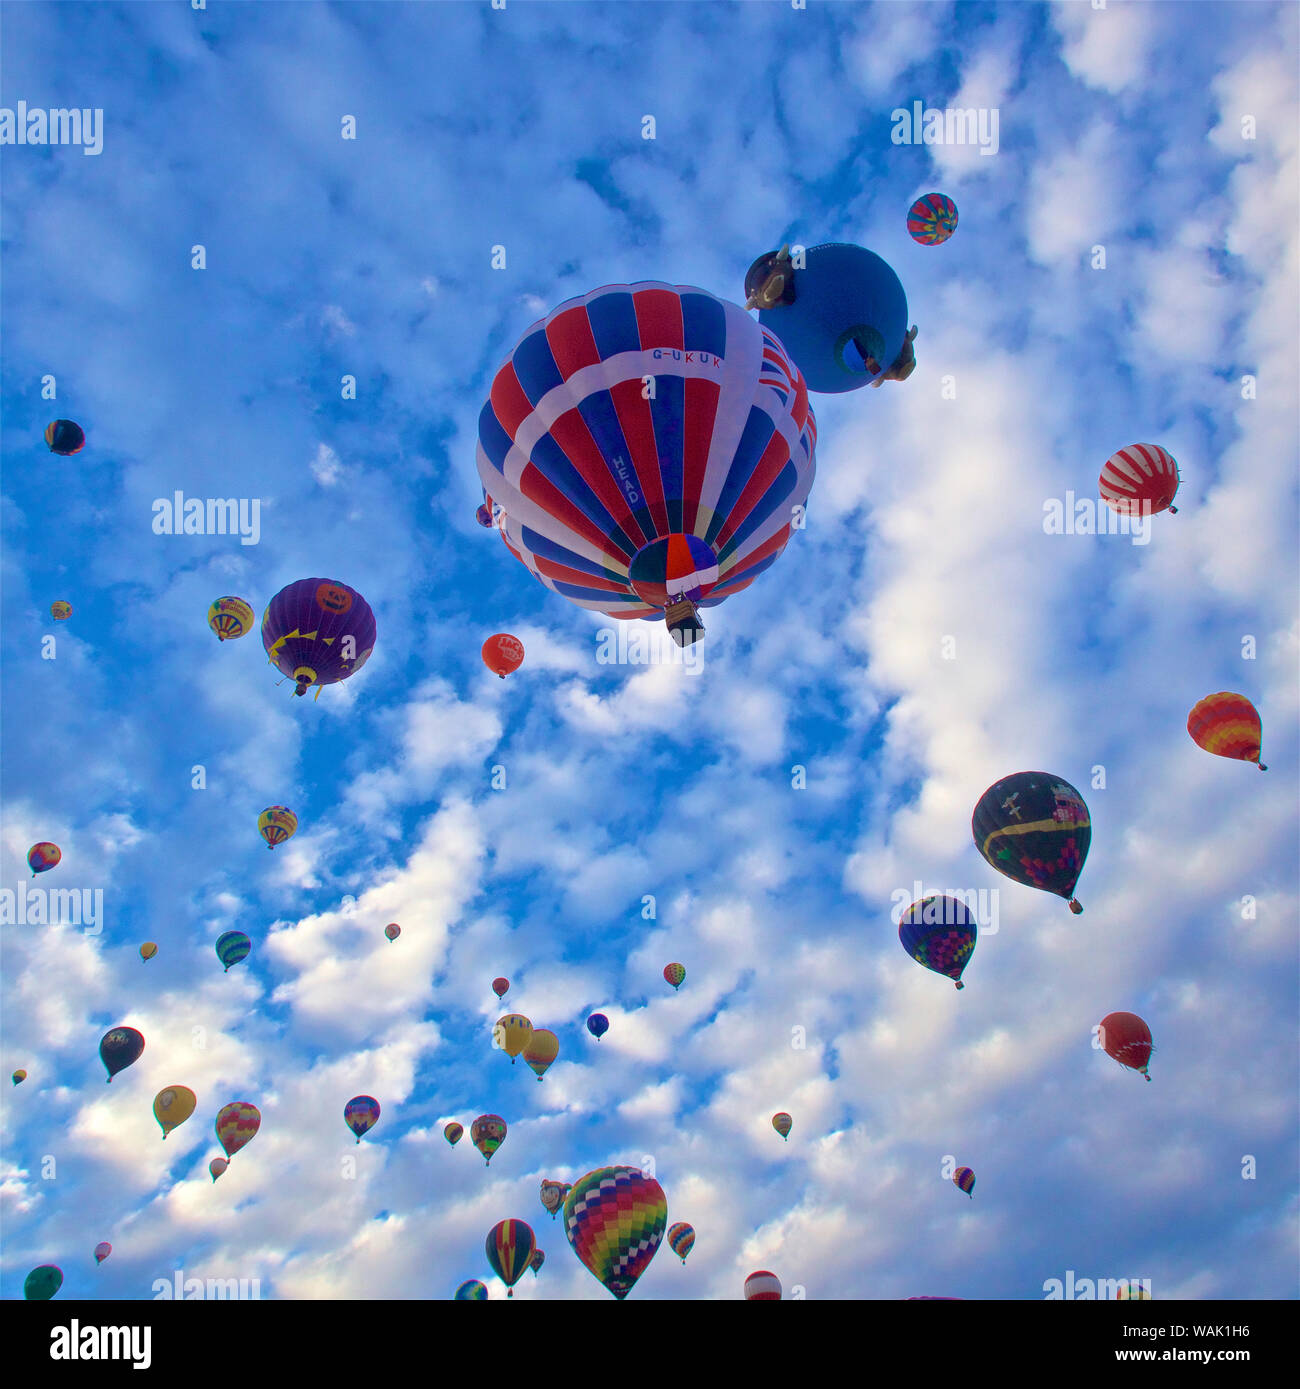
[[261, 579, 376, 697]]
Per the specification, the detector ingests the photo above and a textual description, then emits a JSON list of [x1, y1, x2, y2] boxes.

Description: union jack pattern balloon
[[476, 282, 816, 628], [1099, 443, 1180, 516]]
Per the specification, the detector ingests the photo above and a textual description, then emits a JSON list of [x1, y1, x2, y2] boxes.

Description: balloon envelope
[[1099, 1011, 1154, 1079], [209, 1157, 229, 1182], [100, 1026, 145, 1082], [972, 771, 1090, 912], [522, 1028, 559, 1080], [471, 1114, 506, 1162], [953, 1166, 976, 1197], [344, 1095, 381, 1142], [563, 1166, 667, 1300], [494, 1013, 533, 1062], [154, 1086, 197, 1138], [257, 806, 297, 849], [492, 977, 510, 999], [444, 1122, 463, 1147], [454, 1279, 488, 1300], [667, 1222, 696, 1263], [12, 1069, 27, 1085], [94, 1242, 112, 1265], [908, 193, 959, 245], [899, 895, 977, 989], [27, 842, 61, 875], [772, 1112, 793, 1140], [139, 942, 158, 961], [261, 578, 376, 697], [486, 1219, 535, 1297], [745, 1270, 782, 1300], [215, 1101, 261, 1157], [24, 1265, 63, 1299], [45, 419, 85, 454], [1099, 443, 1180, 517], [384, 923, 401, 941], [215, 931, 251, 971], [482, 633, 524, 678], [208, 596, 255, 641], [663, 962, 686, 990], [51, 601, 72, 620], [1187, 693, 1266, 770], [586, 1012, 609, 1039], [540, 1180, 571, 1218]]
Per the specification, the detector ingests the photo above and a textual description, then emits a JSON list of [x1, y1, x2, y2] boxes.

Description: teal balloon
[[216, 931, 251, 972], [24, 1265, 63, 1299], [454, 1279, 488, 1300]]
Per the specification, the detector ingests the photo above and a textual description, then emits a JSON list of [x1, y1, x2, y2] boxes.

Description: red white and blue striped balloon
[[1099, 443, 1180, 516], [476, 282, 817, 622]]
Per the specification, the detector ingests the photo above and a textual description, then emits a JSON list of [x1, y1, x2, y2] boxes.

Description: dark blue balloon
[[586, 1012, 609, 1040], [898, 895, 977, 990]]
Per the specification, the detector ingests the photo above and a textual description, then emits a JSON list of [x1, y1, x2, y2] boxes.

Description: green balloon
[[24, 1265, 63, 1300]]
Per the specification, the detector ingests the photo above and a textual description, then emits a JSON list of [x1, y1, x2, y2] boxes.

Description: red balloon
[[482, 633, 524, 679], [745, 1269, 782, 1300], [1099, 1011, 1153, 1080], [492, 977, 510, 999]]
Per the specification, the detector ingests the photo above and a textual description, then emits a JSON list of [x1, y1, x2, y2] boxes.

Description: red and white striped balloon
[[1099, 443, 1180, 516], [745, 1269, 782, 1300]]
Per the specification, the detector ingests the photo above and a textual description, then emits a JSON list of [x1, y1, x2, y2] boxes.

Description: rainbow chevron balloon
[[563, 1166, 667, 1300]]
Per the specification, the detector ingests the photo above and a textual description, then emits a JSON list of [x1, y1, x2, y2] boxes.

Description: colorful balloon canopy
[[972, 771, 1090, 913], [454, 1279, 488, 1300], [540, 1179, 571, 1219], [27, 842, 61, 876], [1099, 1011, 1154, 1080], [100, 1026, 144, 1082], [215, 931, 251, 972], [45, 419, 85, 455], [384, 923, 401, 941], [12, 1069, 27, 1085], [261, 578, 377, 698], [209, 1157, 229, 1182], [667, 1221, 696, 1264], [208, 596, 256, 641], [139, 941, 158, 962], [258, 805, 297, 850], [482, 633, 524, 678], [563, 1166, 667, 1301], [529, 1248, 545, 1276], [444, 1122, 464, 1147], [907, 192, 959, 245], [1099, 443, 1180, 517], [215, 1101, 261, 1157], [24, 1265, 63, 1299], [94, 1242, 112, 1265], [492, 977, 510, 999], [663, 962, 686, 990], [51, 601, 72, 620], [586, 1012, 609, 1040], [899, 896, 977, 989], [953, 1166, 976, 1197], [1187, 693, 1266, 771], [747, 242, 908, 393], [471, 1113, 506, 1163], [522, 1029, 559, 1080], [494, 1013, 533, 1063], [476, 281, 817, 645], [772, 1112, 793, 1141], [154, 1086, 197, 1139], [345, 1095, 381, 1142], [486, 1218, 535, 1298], [1117, 1284, 1153, 1300], [745, 1269, 782, 1300]]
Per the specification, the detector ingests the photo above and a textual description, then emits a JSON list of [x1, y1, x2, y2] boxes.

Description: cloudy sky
[[2, 0, 1296, 1302]]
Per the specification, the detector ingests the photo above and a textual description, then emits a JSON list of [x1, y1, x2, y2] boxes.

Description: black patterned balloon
[[971, 772, 1090, 913]]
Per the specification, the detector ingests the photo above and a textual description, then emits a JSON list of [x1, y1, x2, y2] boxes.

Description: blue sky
[[2, 0, 1297, 1302]]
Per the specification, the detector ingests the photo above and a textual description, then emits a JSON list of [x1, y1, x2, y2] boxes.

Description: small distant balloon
[[772, 1112, 793, 1141], [12, 1069, 27, 1085], [1117, 1284, 1153, 1300], [27, 842, 61, 876], [1187, 693, 1266, 771], [667, 1222, 696, 1264], [907, 192, 959, 245], [154, 1085, 197, 1139], [139, 942, 158, 962], [444, 1122, 464, 1147], [663, 962, 686, 990], [471, 1114, 506, 1163], [1099, 1011, 1154, 1081], [494, 1013, 533, 1063], [540, 1179, 571, 1219], [522, 1029, 559, 1080], [586, 1013, 609, 1040], [492, 976, 510, 1000], [529, 1248, 545, 1277], [24, 1265, 63, 1300], [258, 805, 297, 850], [899, 895, 976, 990], [486, 1218, 535, 1298], [100, 1026, 145, 1083], [482, 633, 525, 678], [745, 1270, 782, 1301], [215, 1101, 261, 1157], [953, 1166, 976, 1198], [45, 419, 85, 455], [208, 597, 255, 641], [215, 931, 251, 972], [94, 1242, 112, 1265], [50, 601, 72, 621], [209, 1157, 229, 1182], [455, 1279, 488, 1300], [344, 1095, 381, 1143], [475, 503, 494, 528], [384, 923, 401, 942], [1099, 443, 1180, 517]]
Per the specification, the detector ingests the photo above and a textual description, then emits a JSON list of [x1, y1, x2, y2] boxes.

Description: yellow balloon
[[139, 942, 158, 961], [522, 1028, 559, 1080], [493, 1014, 533, 1063], [153, 1086, 197, 1139]]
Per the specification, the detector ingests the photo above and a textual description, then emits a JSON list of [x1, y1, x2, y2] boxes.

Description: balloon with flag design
[[1187, 693, 1266, 771], [485, 1219, 535, 1298], [563, 1165, 667, 1300]]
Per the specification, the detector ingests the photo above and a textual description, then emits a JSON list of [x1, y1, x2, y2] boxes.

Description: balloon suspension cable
[[1068, 899, 1083, 914]]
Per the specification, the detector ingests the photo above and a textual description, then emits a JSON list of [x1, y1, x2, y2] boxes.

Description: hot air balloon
[[486, 1219, 535, 1298], [745, 242, 909, 393], [972, 772, 1090, 913], [444, 1122, 464, 1147], [1099, 443, 1180, 517], [51, 601, 72, 621], [522, 1029, 559, 1081], [745, 1270, 782, 1300], [899, 895, 977, 989], [1116, 1284, 1153, 1299], [563, 1166, 667, 1300], [1188, 693, 1266, 771], [154, 1086, 197, 1139], [261, 578, 376, 698], [482, 633, 524, 678], [139, 942, 158, 962], [772, 1112, 793, 1141], [209, 1157, 229, 1182], [100, 1026, 144, 1083], [45, 420, 85, 455], [12, 1069, 27, 1085], [953, 1166, 976, 1197], [454, 1280, 488, 1300], [1099, 1011, 1154, 1081], [667, 1222, 696, 1264], [257, 806, 297, 850], [24, 1265, 63, 1300], [663, 962, 686, 991], [345, 1095, 381, 1143], [492, 977, 510, 1000], [471, 1114, 506, 1163], [215, 1101, 261, 1157], [907, 193, 959, 245], [494, 1014, 533, 1063], [476, 281, 817, 648], [94, 1242, 112, 1265], [384, 923, 401, 942], [208, 596, 256, 641], [27, 842, 61, 876], [476, 502, 495, 528], [540, 1180, 571, 1219], [586, 1012, 609, 1040], [215, 931, 251, 972], [529, 1248, 545, 1277]]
